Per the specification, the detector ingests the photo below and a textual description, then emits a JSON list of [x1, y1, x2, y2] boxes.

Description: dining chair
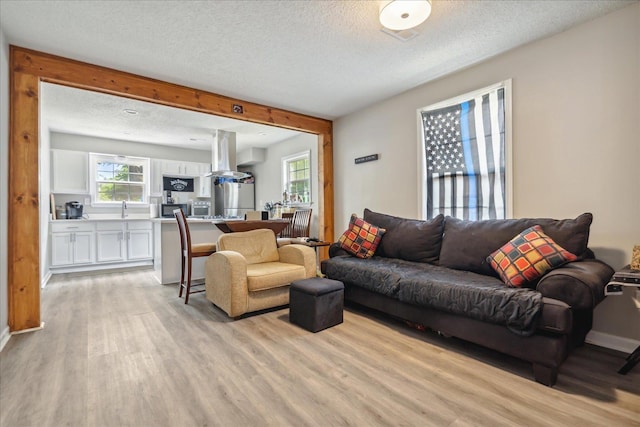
[[173, 208, 217, 304], [278, 212, 295, 238], [290, 209, 312, 238], [277, 209, 312, 246]]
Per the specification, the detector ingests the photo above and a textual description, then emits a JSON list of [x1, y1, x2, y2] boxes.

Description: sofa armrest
[[536, 259, 614, 310], [205, 251, 249, 317], [278, 244, 316, 278]]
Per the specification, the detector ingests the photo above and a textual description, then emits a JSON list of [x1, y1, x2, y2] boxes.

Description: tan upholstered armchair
[[205, 228, 316, 318]]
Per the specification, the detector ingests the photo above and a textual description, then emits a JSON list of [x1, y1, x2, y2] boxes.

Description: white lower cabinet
[[50, 222, 96, 267], [51, 220, 152, 272], [96, 222, 127, 263], [96, 221, 153, 263], [127, 222, 153, 260]]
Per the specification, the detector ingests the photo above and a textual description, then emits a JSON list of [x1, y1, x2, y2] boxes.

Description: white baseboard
[[41, 270, 52, 289], [0, 326, 10, 353], [586, 330, 640, 354]]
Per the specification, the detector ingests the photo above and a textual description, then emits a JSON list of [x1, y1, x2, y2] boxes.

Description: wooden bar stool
[[173, 209, 217, 304]]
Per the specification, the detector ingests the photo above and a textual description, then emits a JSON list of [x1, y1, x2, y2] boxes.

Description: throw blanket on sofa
[[323, 256, 543, 336]]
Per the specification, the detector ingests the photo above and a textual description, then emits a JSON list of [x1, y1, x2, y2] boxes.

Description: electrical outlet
[[84, 197, 90, 205]]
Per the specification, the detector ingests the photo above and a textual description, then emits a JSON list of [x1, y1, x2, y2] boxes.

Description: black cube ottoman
[[289, 277, 344, 332]]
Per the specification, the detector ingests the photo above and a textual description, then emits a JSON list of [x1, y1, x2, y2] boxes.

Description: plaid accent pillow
[[338, 214, 386, 259], [487, 225, 577, 287]]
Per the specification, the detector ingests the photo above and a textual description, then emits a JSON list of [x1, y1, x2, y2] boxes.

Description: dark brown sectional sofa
[[321, 209, 613, 386]]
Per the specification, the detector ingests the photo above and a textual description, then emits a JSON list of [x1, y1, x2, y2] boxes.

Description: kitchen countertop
[[51, 216, 259, 224], [51, 217, 154, 223]]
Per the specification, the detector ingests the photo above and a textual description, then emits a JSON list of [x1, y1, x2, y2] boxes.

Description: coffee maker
[[65, 201, 83, 219]]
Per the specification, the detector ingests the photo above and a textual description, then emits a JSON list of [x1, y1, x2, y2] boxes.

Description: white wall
[[247, 133, 319, 237], [333, 4, 640, 344], [0, 25, 10, 349], [39, 119, 52, 288]]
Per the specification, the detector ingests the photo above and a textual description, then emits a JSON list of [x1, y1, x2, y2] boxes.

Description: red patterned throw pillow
[[487, 225, 577, 287], [338, 214, 386, 259]]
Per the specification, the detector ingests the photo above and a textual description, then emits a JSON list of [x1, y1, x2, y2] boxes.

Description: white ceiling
[[1, 0, 635, 148], [40, 83, 304, 151]]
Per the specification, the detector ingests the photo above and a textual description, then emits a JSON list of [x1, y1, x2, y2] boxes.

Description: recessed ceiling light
[[258, 132, 267, 136], [123, 109, 138, 115]]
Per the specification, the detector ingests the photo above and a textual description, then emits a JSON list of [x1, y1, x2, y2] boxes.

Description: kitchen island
[[152, 218, 223, 285]]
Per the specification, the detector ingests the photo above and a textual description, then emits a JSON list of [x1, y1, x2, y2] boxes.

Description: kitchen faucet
[[121, 200, 128, 218]]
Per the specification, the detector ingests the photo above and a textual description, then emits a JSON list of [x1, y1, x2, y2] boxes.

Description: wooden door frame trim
[[8, 45, 334, 331]]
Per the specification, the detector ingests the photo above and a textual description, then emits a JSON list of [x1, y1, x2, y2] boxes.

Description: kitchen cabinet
[[96, 222, 127, 263], [162, 160, 202, 177], [150, 159, 164, 197], [96, 221, 153, 263], [127, 221, 154, 260], [51, 220, 152, 272], [50, 222, 95, 266], [51, 149, 89, 194], [195, 175, 211, 198]]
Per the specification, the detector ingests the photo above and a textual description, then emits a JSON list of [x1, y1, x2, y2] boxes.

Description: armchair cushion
[[247, 262, 307, 292]]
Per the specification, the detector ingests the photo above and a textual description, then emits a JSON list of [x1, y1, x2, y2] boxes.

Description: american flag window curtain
[[420, 83, 509, 221]]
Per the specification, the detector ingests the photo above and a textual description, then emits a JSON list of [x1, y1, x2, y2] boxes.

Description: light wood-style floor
[[1, 269, 638, 427]]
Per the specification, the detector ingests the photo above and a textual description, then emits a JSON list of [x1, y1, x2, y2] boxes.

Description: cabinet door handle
[[127, 231, 131, 240], [67, 226, 79, 229]]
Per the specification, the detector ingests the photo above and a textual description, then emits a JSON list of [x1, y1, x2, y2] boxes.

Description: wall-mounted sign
[[163, 176, 194, 192], [355, 154, 379, 164]]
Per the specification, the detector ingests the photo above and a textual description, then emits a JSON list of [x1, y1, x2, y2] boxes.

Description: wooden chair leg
[[184, 255, 193, 304], [178, 252, 186, 298]]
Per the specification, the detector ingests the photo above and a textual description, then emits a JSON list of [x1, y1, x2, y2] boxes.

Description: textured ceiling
[[1, 0, 635, 148], [40, 83, 304, 151]]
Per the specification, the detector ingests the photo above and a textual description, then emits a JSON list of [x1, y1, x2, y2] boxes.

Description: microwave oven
[[161, 203, 188, 218]]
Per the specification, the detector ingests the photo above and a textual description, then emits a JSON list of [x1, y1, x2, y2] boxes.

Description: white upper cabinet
[[161, 160, 207, 177], [150, 159, 164, 197], [195, 175, 211, 198], [51, 149, 89, 194]]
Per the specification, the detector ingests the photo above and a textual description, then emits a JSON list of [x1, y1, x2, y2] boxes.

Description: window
[[282, 151, 311, 204], [89, 153, 150, 205], [418, 80, 512, 221]]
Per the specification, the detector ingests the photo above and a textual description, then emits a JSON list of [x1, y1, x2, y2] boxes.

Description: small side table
[[606, 266, 640, 374], [290, 239, 331, 270]]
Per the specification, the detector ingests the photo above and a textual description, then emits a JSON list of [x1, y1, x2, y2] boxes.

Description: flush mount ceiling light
[[379, 0, 432, 31]]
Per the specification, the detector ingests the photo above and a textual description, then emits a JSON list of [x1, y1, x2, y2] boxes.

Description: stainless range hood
[[205, 129, 249, 179]]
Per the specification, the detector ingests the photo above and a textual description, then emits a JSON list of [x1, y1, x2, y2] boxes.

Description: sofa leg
[[532, 363, 558, 386]]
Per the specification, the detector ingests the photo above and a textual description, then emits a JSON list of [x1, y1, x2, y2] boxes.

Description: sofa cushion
[[363, 209, 444, 264], [338, 214, 386, 259], [395, 265, 543, 335], [487, 225, 578, 287], [439, 213, 592, 277], [322, 256, 412, 297]]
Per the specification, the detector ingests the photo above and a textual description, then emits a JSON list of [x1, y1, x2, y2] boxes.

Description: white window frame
[[416, 80, 513, 220], [89, 152, 150, 206], [281, 150, 312, 206]]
